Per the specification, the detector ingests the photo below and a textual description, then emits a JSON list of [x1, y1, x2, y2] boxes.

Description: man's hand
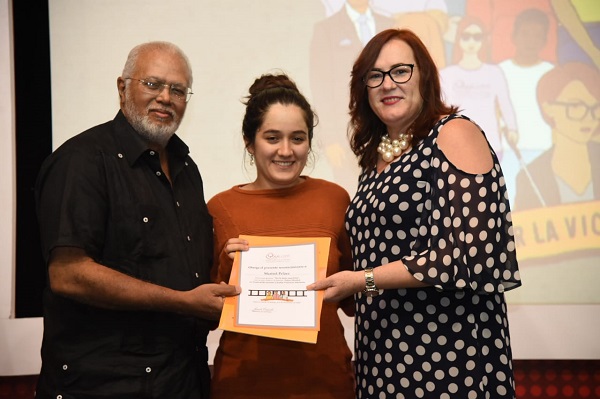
[[183, 282, 241, 320], [48, 246, 241, 320]]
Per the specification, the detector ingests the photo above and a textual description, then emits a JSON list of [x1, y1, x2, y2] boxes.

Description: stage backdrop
[[1, 0, 599, 375]]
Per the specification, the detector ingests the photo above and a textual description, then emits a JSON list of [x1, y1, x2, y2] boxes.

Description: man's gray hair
[[122, 41, 193, 85]]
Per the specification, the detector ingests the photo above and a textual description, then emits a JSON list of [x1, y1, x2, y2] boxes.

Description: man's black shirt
[[35, 111, 213, 398]]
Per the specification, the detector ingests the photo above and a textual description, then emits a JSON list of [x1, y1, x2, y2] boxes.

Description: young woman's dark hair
[[242, 73, 316, 149]]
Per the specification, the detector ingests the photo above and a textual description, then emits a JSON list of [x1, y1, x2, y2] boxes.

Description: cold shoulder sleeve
[[403, 115, 521, 294]]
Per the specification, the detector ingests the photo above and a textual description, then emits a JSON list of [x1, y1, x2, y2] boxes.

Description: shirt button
[[146, 367, 152, 373], [176, 201, 180, 207], [187, 236, 191, 241], [62, 364, 68, 370], [185, 161, 189, 166], [117, 153, 123, 159], [195, 272, 199, 278], [57, 395, 63, 399], [143, 217, 149, 223], [156, 171, 162, 177], [149, 151, 156, 156]]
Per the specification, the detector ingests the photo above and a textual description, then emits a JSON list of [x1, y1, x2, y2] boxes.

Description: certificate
[[218, 235, 331, 343]]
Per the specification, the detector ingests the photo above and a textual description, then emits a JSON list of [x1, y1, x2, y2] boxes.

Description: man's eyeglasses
[[125, 78, 193, 103], [364, 64, 415, 88], [551, 101, 600, 121]]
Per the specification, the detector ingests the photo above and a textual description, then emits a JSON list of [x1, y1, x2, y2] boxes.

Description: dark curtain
[[13, 0, 51, 317]]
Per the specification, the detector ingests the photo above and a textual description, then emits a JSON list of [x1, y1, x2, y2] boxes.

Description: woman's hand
[[223, 238, 249, 260], [306, 270, 363, 302]]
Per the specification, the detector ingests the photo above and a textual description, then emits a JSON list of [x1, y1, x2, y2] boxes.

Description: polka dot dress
[[346, 114, 521, 399]]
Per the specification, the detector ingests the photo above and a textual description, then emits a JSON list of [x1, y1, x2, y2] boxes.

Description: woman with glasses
[[308, 29, 521, 398], [515, 61, 600, 210], [207, 72, 355, 399]]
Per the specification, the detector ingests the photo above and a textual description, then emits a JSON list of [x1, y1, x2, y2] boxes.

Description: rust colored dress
[[207, 177, 355, 399]]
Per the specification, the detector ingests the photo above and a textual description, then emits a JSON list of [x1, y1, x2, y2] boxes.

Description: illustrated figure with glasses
[[308, 29, 521, 398], [34, 41, 240, 398], [439, 16, 518, 162], [515, 62, 600, 210]]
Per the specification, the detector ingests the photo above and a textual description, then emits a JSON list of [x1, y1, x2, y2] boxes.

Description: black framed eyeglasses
[[364, 64, 415, 88], [551, 101, 600, 121], [125, 77, 193, 103]]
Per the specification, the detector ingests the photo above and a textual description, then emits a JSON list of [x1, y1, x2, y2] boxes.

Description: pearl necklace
[[377, 132, 413, 162]]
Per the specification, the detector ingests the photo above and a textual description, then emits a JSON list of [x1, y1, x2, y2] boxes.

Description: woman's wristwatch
[[363, 267, 379, 297]]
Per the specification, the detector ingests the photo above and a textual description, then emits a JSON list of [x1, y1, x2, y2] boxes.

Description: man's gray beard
[[124, 99, 180, 148]]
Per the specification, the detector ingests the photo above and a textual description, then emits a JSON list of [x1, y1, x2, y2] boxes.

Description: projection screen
[[2, 0, 599, 375]]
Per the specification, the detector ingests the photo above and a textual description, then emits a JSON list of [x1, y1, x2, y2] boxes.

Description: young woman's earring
[[249, 154, 255, 166]]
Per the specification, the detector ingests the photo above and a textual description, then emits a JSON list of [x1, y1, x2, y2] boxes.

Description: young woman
[[208, 73, 355, 399]]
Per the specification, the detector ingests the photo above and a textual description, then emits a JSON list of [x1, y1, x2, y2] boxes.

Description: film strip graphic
[[248, 289, 308, 302]]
